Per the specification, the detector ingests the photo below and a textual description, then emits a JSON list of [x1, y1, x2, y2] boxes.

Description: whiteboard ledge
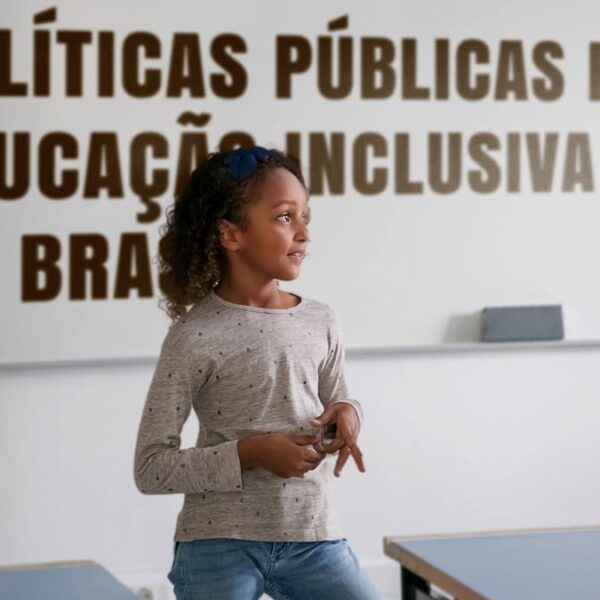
[[346, 339, 600, 356], [3, 339, 600, 370]]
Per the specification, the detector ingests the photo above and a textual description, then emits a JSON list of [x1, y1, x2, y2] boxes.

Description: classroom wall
[[9, 0, 600, 362], [2, 344, 599, 599], [4, 2, 600, 598]]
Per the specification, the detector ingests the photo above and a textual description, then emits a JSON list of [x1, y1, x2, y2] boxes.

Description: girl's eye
[[277, 212, 310, 224]]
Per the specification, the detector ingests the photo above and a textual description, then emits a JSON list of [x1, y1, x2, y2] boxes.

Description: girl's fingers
[[323, 438, 346, 453], [322, 427, 365, 476], [334, 447, 351, 476], [325, 426, 359, 453], [306, 461, 321, 471], [305, 449, 327, 463], [337, 437, 366, 473], [348, 442, 365, 472], [293, 434, 322, 445]]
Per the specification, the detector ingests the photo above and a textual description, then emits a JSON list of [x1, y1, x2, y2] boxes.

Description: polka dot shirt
[[134, 288, 363, 543]]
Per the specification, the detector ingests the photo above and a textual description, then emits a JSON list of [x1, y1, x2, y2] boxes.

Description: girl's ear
[[217, 218, 241, 252]]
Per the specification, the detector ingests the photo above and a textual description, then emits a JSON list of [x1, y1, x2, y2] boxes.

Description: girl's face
[[221, 167, 311, 282]]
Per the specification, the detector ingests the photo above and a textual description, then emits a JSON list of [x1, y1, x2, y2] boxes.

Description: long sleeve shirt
[[133, 288, 363, 542]]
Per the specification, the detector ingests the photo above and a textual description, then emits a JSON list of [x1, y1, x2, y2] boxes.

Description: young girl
[[133, 146, 383, 599]]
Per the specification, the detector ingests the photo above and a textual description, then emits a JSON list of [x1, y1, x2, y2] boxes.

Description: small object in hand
[[313, 423, 337, 452]]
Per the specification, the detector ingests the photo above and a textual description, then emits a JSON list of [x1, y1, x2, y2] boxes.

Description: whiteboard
[[2, 0, 600, 364]]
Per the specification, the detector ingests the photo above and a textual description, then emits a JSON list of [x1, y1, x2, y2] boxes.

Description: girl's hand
[[251, 432, 327, 479], [310, 403, 365, 477]]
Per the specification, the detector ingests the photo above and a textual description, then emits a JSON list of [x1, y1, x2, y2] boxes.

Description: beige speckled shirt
[[133, 288, 363, 542]]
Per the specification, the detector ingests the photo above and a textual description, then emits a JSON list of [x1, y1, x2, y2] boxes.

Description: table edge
[[383, 540, 488, 600], [383, 524, 600, 600], [383, 523, 600, 545]]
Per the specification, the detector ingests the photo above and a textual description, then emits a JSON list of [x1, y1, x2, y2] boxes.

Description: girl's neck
[[214, 280, 296, 309]]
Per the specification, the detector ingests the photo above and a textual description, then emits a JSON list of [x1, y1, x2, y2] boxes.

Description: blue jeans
[[167, 537, 384, 600]]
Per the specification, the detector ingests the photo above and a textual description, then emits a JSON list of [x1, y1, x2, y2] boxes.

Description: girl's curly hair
[[156, 148, 306, 323]]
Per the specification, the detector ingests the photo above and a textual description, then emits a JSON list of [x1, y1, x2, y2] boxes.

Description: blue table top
[[0, 562, 137, 600], [387, 528, 600, 600]]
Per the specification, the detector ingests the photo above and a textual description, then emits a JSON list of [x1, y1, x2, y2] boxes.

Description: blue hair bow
[[223, 146, 270, 180]]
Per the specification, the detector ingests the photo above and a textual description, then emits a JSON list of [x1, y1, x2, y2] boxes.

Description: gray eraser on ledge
[[481, 304, 564, 342]]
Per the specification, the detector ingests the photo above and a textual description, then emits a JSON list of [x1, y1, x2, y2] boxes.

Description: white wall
[[2, 345, 599, 599], [9, 0, 600, 362]]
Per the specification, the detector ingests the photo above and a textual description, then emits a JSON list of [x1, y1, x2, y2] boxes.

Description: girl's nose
[[297, 222, 310, 242]]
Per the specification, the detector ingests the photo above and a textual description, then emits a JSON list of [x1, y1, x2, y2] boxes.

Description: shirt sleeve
[[318, 307, 364, 426], [133, 326, 243, 495]]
